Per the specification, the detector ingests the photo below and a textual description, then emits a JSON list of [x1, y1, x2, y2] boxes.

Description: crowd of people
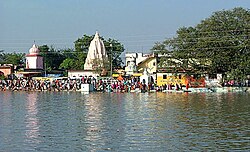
[[0, 76, 162, 92], [95, 77, 159, 93], [1, 73, 250, 93], [0, 78, 82, 91], [1, 75, 218, 93]]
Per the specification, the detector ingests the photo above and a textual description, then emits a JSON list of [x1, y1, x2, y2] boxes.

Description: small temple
[[84, 31, 108, 71], [16, 43, 44, 77], [26, 43, 43, 70]]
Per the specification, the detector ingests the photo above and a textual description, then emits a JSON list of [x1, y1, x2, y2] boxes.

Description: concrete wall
[[68, 70, 99, 78]]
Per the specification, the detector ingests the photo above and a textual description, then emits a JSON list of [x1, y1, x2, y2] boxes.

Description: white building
[[124, 52, 153, 75], [26, 44, 43, 70], [67, 70, 99, 78]]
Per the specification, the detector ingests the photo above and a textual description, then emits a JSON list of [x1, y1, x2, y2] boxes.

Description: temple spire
[[84, 32, 107, 70]]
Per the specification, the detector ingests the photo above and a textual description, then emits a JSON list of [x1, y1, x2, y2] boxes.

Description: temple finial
[[95, 31, 99, 38]]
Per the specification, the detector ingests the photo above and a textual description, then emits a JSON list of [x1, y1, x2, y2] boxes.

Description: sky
[[0, 0, 250, 55]]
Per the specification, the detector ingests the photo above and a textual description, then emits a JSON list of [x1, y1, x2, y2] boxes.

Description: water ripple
[[0, 92, 249, 151]]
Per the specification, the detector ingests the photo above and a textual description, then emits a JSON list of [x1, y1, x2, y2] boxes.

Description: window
[[127, 61, 130, 66], [163, 75, 167, 79]]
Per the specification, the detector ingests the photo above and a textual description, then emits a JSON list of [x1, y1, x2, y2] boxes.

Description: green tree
[[91, 58, 110, 76], [153, 27, 202, 75], [104, 38, 125, 69], [58, 48, 78, 70], [0, 52, 25, 65], [39, 45, 66, 71], [75, 35, 94, 53], [153, 7, 250, 81], [59, 58, 76, 70]]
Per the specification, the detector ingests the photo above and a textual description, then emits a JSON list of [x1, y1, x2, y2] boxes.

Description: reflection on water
[[0, 92, 249, 151], [25, 93, 40, 146], [84, 94, 104, 149]]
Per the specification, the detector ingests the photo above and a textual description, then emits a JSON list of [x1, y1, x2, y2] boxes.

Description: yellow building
[[157, 73, 186, 86], [157, 72, 206, 88], [137, 56, 157, 74]]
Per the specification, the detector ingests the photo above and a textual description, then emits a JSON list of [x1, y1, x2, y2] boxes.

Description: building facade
[[124, 52, 157, 75], [26, 44, 43, 70]]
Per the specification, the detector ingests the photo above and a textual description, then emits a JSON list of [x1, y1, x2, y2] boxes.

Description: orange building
[[0, 65, 14, 76]]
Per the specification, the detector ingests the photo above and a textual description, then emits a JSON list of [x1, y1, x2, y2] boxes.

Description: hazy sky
[[1, 0, 249, 54]]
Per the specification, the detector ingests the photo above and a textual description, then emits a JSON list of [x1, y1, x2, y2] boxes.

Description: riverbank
[[1, 78, 249, 93]]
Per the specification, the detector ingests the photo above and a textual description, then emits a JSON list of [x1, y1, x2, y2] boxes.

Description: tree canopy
[[152, 7, 250, 81], [104, 38, 124, 69], [39, 45, 66, 72], [0, 52, 25, 66]]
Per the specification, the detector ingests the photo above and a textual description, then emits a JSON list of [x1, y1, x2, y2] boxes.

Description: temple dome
[[29, 44, 40, 54]]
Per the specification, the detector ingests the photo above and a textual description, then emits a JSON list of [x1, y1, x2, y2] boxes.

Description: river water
[[0, 91, 249, 151]]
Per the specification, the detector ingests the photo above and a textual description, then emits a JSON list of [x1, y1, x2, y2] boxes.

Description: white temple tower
[[26, 44, 43, 69], [84, 31, 108, 70]]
